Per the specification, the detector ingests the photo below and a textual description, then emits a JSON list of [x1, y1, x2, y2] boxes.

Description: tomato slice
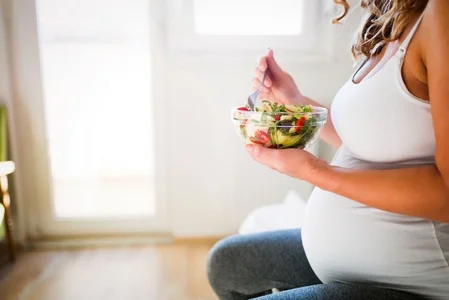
[[274, 114, 281, 121], [237, 107, 249, 111], [296, 117, 306, 133], [250, 130, 271, 145], [255, 130, 271, 144]]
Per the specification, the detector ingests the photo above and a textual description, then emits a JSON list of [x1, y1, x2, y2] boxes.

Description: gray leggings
[[207, 229, 426, 300]]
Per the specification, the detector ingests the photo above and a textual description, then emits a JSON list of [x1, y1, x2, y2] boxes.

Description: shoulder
[[424, 0, 449, 19], [421, 0, 449, 48], [420, 0, 449, 57]]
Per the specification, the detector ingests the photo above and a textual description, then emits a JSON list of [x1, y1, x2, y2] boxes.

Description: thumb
[[266, 49, 283, 76]]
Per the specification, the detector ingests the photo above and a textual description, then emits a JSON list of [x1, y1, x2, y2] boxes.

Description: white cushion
[[239, 190, 307, 234]]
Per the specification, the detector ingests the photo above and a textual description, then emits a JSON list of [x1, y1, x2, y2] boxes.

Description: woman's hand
[[245, 144, 329, 182], [253, 49, 342, 148], [253, 49, 304, 105]]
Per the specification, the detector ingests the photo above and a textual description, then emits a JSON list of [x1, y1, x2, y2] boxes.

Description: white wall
[[2, 0, 364, 240], [166, 61, 350, 237], [166, 5, 363, 237]]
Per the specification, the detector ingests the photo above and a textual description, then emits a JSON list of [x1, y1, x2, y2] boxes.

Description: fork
[[247, 71, 267, 111]]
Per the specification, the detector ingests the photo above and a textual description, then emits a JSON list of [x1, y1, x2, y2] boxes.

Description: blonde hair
[[334, 0, 428, 58]]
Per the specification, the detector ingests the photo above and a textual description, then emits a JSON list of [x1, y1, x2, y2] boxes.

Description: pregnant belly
[[302, 187, 447, 286]]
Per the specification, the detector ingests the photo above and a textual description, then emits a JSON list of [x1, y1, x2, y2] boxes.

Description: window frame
[[165, 0, 337, 58]]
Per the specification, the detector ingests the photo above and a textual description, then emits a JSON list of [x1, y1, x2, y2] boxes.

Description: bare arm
[[312, 164, 449, 222]]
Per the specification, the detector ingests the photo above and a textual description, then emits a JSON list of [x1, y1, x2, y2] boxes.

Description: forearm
[[303, 96, 342, 148], [311, 163, 449, 223]]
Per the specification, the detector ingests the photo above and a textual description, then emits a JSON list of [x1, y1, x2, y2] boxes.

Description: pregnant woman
[[207, 1, 449, 299]]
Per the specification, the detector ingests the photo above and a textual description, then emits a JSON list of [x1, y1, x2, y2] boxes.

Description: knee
[[206, 235, 241, 289]]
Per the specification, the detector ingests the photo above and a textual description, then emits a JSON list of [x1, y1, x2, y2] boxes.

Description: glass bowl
[[231, 103, 327, 150]]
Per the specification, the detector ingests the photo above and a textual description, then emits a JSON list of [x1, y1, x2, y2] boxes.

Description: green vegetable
[[242, 102, 322, 149], [270, 129, 303, 149]]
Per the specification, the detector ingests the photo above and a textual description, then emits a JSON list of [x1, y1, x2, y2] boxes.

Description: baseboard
[[11, 234, 227, 251], [27, 234, 174, 250], [174, 235, 226, 245]]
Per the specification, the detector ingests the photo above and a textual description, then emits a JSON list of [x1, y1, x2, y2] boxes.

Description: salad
[[234, 101, 326, 149]]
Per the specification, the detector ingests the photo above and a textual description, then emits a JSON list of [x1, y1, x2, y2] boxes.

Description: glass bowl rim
[[231, 105, 328, 116]]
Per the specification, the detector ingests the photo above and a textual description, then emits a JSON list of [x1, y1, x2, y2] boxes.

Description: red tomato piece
[[296, 117, 306, 133], [255, 130, 271, 144]]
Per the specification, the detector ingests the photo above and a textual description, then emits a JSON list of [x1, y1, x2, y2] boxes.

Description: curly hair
[[334, 0, 428, 58]]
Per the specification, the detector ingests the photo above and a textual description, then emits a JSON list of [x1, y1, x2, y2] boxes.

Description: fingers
[[252, 78, 270, 93], [253, 49, 276, 95], [257, 56, 268, 72], [266, 49, 283, 75], [246, 146, 300, 176], [255, 68, 273, 87], [246, 145, 280, 171]]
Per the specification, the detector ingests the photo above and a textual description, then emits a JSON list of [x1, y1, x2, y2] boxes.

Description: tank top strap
[[398, 12, 425, 54]]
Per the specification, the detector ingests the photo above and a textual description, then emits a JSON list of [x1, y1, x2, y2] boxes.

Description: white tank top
[[302, 13, 449, 300]]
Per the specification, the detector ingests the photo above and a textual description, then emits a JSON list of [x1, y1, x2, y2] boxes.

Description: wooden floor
[[0, 241, 218, 300]]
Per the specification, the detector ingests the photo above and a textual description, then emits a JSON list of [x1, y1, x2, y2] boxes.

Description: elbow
[[442, 203, 449, 223], [436, 157, 449, 190], [437, 184, 449, 223], [435, 162, 449, 223], [441, 179, 449, 223], [442, 178, 449, 223], [443, 168, 449, 191]]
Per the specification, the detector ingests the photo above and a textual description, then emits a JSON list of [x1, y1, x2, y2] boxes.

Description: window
[[167, 0, 332, 54], [36, 0, 157, 219], [193, 0, 303, 36]]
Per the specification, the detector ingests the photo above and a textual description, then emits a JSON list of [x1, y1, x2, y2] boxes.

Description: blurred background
[[0, 0, 361, 299]]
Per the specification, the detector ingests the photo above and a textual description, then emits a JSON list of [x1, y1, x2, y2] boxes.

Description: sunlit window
[[36, 0, 156, 219], [193, 0, 304, 36]]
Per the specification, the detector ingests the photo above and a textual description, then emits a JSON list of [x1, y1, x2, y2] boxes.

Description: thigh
[[253, 283, 426, 300], [207, 229, 321, 299]]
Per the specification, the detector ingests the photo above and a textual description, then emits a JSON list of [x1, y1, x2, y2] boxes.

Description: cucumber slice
[[281, 115, 293, 121]]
